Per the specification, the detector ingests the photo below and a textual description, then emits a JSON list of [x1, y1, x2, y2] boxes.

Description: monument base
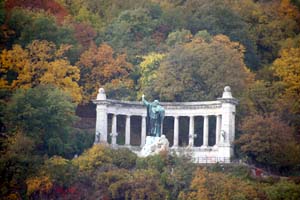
[[140, 135, 169, 157]]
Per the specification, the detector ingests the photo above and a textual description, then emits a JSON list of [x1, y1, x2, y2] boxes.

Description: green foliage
[[43, 156, 78, 186], [0, 133, 43, 199], [152, 35, 254, 101], [104, 6, 164, 64], [1, 0, 300, 198], [74, 6, 103, 31], [110, 148, 137, 169], [265, 180, 300, 200], [136, 154, 167, 173], [240, 80, 285, 115], [3, 85, 78, 156], [8, 8, 77, 47], [166, 29, 192, 46], [182, 0, 260, 70]]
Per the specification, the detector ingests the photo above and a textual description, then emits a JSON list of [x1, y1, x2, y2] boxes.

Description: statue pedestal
[[140, 135, 169, 157]]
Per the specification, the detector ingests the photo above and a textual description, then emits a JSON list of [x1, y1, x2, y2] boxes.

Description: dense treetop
[[0, 0, 300, 199]]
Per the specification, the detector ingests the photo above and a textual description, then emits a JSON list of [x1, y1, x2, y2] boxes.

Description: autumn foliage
[[0, 40, 82, 103], [76, 43, 133, 102], [1, 0, 300, 199], [5, 0, 68, 22]]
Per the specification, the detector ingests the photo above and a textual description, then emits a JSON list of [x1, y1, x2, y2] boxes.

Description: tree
[[0, 40, 82, 103], [104, 7, 163, 63], [238, 0, 300, 65], [181, 0, 260, 70], [182, 168, 259, 200], [7, 8, 76, 47], [0, 132, 42, 199], [5, 0, 69, 23], [138, 52, 166, 99], [109, 169, 167, 199], [272, 46, 300, 116], [3, 85, 78, 157], [152, 34, 253, 101], [239, 80, 285, 116], [72, 144, 112, 172], [265, 180, 300, 200], [166, 29, 193, 47], [236, 114, 299, 172], [76, 43, 133, 102]]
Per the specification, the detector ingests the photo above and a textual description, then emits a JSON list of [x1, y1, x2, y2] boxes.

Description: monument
[[93, 86, 238, 163], [140, 95, 169, 157]]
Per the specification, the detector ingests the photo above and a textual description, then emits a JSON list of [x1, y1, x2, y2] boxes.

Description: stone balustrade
[[93, 86, 238, 163]]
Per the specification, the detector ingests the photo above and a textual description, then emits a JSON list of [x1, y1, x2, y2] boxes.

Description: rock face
[[140, 135, 169, 157]]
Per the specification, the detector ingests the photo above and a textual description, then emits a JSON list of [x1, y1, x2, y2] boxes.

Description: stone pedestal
[[140, 135, 169, 157]]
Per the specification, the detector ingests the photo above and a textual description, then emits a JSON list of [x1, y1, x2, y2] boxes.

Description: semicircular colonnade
[[93, 86, 238, 163]]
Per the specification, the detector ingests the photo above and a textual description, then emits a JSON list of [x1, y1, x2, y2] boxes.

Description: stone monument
[[140, 95, 169, 157]]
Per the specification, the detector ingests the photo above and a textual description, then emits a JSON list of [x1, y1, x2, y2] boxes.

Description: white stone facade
[[93, 86, 238, 163]]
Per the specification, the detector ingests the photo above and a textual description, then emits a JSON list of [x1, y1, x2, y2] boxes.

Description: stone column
[[112, 114, 117, 135], [215, 115, 221, 146], [125, 115, 131, 145], [217, 86, 238, 161], [173, 116, 179, 147], [219, 86, 238, 145], [202, 115, 209, 147], [95, 88, 108, 143], [189, 116, 194, 146], [141, 115, 146, 147], [111, 114, 117, 146]]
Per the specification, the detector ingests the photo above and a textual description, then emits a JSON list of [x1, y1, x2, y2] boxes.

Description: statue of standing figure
[[142, 94, 165, 137]]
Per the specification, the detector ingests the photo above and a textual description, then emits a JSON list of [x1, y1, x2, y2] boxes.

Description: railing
[[193, 157, 231, 163]]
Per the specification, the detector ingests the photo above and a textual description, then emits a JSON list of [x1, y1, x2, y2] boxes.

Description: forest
[[0, 0, 300, 199]]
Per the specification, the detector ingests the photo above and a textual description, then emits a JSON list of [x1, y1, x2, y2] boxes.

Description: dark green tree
[[8, 8, 77, 47], [4, 85, 78, 157], [182, 0, 260, 70]]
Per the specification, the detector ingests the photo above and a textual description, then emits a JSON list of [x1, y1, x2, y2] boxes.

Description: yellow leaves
[[140, 53, 166, 71], [187, 168, 209, 200], [185, 168, 259, 200], [0, 40, 82, 103], [26, 176, 53, 196], [274, 47, 300, 86], [138, 52, 165, 98], [72, 144, 112, 172], [273, 46, 300, 113]]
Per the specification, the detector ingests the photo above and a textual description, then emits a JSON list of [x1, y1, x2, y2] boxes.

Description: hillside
[[0, 0, 300, 199]]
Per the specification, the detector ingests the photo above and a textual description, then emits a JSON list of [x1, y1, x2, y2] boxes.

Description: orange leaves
[[0, 40, 82, 103], [77, 43, 133, 102]]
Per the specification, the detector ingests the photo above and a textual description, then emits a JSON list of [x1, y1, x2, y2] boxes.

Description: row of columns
[[110, 114, 223, 148], [110, 114, 147, 147], [174, 115, 222, 148]]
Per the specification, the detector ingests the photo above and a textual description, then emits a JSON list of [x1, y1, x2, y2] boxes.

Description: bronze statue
[[142, 94, 165, 137]]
